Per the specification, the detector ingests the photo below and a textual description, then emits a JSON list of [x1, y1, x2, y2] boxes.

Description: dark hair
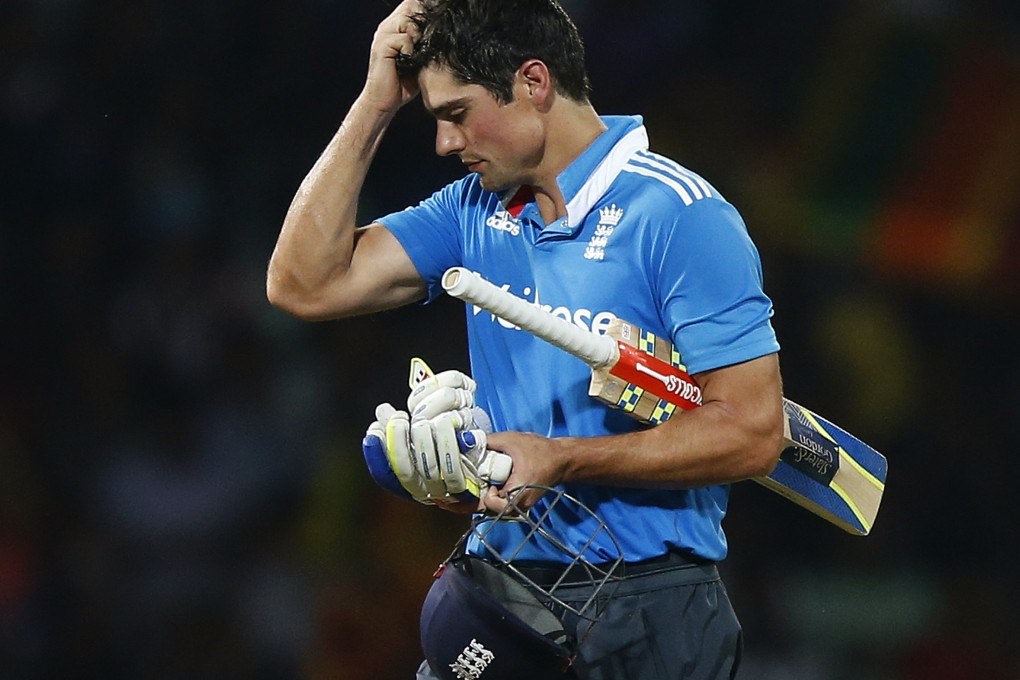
[[397, 0, 591, 105]]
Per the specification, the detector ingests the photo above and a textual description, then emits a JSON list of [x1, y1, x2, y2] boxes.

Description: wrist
[[351, 89, 402, 126], [550, 436, 583, 486]]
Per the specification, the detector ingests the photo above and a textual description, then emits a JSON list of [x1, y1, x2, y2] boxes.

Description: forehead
[[419, 65, 493, 113]]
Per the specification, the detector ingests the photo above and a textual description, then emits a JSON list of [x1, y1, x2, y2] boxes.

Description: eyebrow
[[427, 97, 472, 119]]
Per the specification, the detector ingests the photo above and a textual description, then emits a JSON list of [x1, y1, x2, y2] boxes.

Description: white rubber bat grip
[[442, 267, 618, 370]]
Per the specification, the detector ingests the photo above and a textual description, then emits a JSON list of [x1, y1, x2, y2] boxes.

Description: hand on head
[[362, 0, 425, 113]]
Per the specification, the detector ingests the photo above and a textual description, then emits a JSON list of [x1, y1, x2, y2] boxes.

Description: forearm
[[484, 355, 785, 508], [563, 356, 785, 488], [266, 97, 395, 318], [558, 400, 783, 489]]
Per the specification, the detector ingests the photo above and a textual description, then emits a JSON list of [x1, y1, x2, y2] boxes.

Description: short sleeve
[[375, 178, 468, 302], [654, 199, 780, 374]]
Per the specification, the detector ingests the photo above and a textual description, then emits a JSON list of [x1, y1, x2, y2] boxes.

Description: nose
[[435, 121, 465, 157]]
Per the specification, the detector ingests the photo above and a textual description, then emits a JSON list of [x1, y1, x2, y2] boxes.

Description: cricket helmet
[[419, 485, 623, 679]]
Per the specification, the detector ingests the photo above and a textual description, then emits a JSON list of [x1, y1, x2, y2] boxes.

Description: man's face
[[419, 65, 543, 192]]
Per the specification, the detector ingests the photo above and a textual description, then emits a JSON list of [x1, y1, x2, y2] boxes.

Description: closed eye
[[429, 97, 471, 123]]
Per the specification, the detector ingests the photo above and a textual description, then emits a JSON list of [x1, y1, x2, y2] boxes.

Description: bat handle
[[442, 267, 619, 370]]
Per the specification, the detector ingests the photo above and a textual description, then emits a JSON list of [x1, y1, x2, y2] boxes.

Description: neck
[[530, 102, 607, 225]]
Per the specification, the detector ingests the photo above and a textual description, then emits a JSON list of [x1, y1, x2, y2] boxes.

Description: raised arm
[[266, 0, 428, 320]]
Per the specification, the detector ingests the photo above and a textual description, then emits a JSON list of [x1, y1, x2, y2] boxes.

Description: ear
[[518, 59, 553, 107]]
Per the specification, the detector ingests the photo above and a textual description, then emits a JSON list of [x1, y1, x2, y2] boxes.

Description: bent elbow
[[266, 276, 335, 321], [265, 276, 288, 311], [746, 423, 786, 479]]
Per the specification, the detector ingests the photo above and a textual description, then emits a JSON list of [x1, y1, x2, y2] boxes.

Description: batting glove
[[407, 367, 511, 495], [361, 403, 511, 505]]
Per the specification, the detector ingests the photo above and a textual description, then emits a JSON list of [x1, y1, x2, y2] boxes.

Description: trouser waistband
[[510, 549, 717, 590]]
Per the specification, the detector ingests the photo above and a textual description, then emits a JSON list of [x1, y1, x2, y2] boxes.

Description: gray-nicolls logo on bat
[[635, 362, 702, 402]]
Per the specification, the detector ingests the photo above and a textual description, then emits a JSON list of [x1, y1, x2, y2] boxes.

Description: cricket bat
[[441, 267, 888, 536]]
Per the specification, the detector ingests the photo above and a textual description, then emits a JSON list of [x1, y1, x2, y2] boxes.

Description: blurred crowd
[[2, 0, 1019, 678]]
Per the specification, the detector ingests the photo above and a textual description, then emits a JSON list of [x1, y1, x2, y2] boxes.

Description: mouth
[[463, 160, 484, 172]]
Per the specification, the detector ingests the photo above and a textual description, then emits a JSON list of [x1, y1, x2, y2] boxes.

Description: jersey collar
[[500, 115, 648, 236]]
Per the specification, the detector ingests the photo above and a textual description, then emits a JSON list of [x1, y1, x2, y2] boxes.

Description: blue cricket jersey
[[377, 115, 780, 563]]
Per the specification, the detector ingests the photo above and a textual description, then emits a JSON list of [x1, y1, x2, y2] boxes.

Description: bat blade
[[441, 267, 887, 535], [772, 400, 887, 534]]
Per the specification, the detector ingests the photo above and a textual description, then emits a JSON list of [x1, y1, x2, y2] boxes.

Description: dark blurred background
[[3, 0, 1019, 678]]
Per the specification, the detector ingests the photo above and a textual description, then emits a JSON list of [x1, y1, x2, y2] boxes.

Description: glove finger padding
[[408, 370, 476, 420], [418, 411, 477, 497], [408, 369, 476, 408], [410, 419, 449, 499], [362, 404, 431, 503], [456, 429, 512, 486], [385, 410, 423, 491]]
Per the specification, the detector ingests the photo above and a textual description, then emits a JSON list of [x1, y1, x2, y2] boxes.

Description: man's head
[[397, 0, 591, 105]]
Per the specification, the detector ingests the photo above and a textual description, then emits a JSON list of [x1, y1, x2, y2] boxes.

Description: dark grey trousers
[[417, 558, 742, 680]]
